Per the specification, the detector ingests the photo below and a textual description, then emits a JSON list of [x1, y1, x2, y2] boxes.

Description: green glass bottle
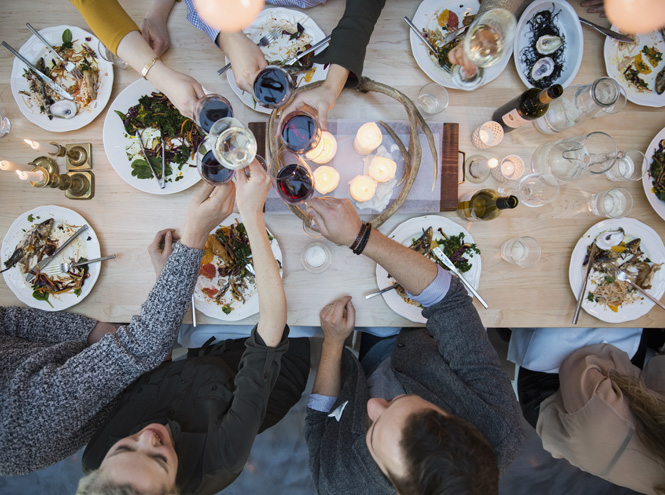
[[492, 84, 563, 133], [457, 189, 519, 221]]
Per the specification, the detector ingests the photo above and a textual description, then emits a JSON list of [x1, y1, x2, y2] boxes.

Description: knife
[[159, 131, 166, 189], [2, 41, 74, 101], [441, 24, 469, 45], [135, 132, 164, 189], [283, 35, 331, 67], [432, 247, 488, 309], [26, 224, 88, 283], [403, 17, 439, 57], [572, 243, 597, 324]]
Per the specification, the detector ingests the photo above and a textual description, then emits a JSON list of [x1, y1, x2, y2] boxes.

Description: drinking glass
[[464, 155, 498, 183], [605, 149, 648, 181], [0, 108, 10, 138], [208, 117, 257, 170], [279, 105, 322, 154], [253, 66, 294, 108], [517, 173, 560, 207], [197, 137, 235, 185], [194, 94, 233, 134], [97, 41, 130, 69], [589, 187, 633, 218], [531, 131, 617, 182], [501, 237, 541, 267], [416, 83, 449, 118]]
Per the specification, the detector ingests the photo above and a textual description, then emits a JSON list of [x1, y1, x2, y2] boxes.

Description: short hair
[[387, 409, 499, 495], [76, 470, 180, 495]]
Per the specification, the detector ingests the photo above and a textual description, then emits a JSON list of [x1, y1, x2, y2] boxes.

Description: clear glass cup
[[416, 83, 449, 118], [501, 236, 541, 267], [464, 155, 498, 183], [517, 173, 560, 207], [531, 131, 618, 182], [253, 65, 294, 108], [97, 41, 130, 69], [589, 187, 633, 218], [0, 109, 10, 138], [194, 94, 233, 134], [197, 136, 235, 185], [209, 117, 257, 170], [605, 149, 648, 181], [279, 105, 322, 154]]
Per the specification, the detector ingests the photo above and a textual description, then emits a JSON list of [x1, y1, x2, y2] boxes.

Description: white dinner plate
[[568, 218, 665, 323], [1, 205, 102, 311], [513, 0, 583, 89], [10, 25, 113, 132], [409, 0, 513, 91], [604, 26, 665, 107], [643, 126, 665, 223], [194, 214, 283, 321], [226, 8, 329, 114], [376, 215, 482, 323], [102, 78, 202, 195]]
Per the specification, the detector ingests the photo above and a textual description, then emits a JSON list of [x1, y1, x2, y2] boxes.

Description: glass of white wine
[[209, 117, 257, 170], [452, 8, 516, 90]]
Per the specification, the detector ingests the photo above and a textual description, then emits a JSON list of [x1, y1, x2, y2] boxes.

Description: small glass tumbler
[[301, 242, 331, 273], [605, 149, 648, 181], [464, 155, 498, 183], [0, 109, 10, 138], [98, 41, 130, 69], [501, 236, 541, 268], [589, 187, 633, 218], [416, 83, 449, 118]]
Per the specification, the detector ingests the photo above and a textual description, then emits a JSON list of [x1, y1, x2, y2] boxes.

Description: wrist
[[180, 231, 207, 250], [322, 337, 347, 352]]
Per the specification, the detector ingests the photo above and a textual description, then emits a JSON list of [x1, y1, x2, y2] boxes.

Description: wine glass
[[194, 94, 233, 134], [279, 105, 322, 154], [253, 65, 294, 108], [197, 136, 235, 185], [208, 117, 257, 170]]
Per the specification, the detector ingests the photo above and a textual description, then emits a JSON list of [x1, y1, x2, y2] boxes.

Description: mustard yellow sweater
[[70, 0, 139, 54]]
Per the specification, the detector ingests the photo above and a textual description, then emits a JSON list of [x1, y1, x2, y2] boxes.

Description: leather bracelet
[[141, 56, 160, 79], [349, 223, 368, 252], [353, 223, 372, 255]]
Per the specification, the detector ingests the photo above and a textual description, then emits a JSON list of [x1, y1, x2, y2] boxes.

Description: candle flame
[[24, 139, 39, 150], [0, 160, 9, 171], [487, 158, 499, 169]]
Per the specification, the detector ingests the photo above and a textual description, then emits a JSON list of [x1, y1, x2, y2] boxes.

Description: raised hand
[[320, 296, 356, 345]]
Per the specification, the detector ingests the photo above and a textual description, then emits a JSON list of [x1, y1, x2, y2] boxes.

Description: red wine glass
[[253, 66, 294, 108], [194, 94, 233, 134], [278, 105, 322, 154], [197, 136, 235, 185]]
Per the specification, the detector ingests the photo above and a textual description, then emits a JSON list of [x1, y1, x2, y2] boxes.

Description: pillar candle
[[349, 175, 376, 202], [353, 122, 383, 155], [368, 156, 397, 183], [313, 165, 340, 194], [306, 131, 338, 165]]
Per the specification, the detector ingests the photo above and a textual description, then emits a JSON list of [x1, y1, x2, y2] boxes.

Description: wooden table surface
[[1, 0, 664, 328]]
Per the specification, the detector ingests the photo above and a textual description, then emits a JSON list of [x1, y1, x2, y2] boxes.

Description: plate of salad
[[375, 215, 481, 323], [1, 205, 102, 311], [643, 126, 665, 222], [103, 78, 205, 194]]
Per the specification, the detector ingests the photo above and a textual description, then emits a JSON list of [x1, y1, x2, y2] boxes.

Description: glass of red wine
[[194, 94, 233, 134], [278, 105, 322, 154], [197, 137, 235, 185], [253, 66, 294, 109]]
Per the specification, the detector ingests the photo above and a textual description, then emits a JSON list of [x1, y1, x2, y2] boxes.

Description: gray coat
[[306, 277, 525, 494], [0, 243, 202, 475]]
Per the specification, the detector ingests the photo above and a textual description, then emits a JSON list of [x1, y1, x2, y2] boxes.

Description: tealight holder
[[28, 156, 95, 200], [492, 154, 525, 182], [472, 121, 504, 149], [48, 142, 92, 170]]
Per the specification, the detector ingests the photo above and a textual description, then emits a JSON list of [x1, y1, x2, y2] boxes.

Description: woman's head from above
[[76, 423, 179, 495]]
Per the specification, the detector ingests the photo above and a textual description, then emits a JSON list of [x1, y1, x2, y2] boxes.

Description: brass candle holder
[[29, 156, 95, 200], [48, 142, 92, 170]]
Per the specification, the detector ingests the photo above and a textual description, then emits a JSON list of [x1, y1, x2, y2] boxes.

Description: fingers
[[193, 182, 215, 204], [345, 298, 356, 327], [163, 230, 174, 254], [154, 39, 169, 57], [148, 228, 175, 252]]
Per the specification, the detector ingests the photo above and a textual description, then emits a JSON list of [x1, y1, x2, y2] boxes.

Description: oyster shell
[[50, 100, 78, 119], [531, 57, 555, 81], [536, 35, 563, 55], [656, 66, 665, 95]]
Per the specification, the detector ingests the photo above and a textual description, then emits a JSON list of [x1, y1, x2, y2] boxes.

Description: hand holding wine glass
[[306, 197, 364, 247], [235, 158, 272, 219]]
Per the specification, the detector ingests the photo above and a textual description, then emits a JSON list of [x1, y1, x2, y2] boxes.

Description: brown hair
[[76, 471, 180, 495], [611, 371, 665, 494], [387, 409, 499, 495]]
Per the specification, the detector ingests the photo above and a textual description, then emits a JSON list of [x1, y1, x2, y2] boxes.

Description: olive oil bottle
[[457, 189, 519, 221]]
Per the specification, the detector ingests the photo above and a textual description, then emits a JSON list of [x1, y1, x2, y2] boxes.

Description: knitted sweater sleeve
[[0, 242, 202, 475], [0, 306, 97, 344]]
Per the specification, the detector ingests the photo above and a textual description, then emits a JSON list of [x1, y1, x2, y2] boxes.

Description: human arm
[[140, 0, 177, 56], [0, 306, 97, 345], [218, 32, 268, 93]]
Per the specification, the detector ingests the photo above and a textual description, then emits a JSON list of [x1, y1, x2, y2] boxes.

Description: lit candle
[[24, 139, 59, 155], [0, 160, 33, 172], [353, 122, 383, 156], [349, 175, 376, 202], [313, 165, 340, 194], [16, 169, 45, 183], [501, 159, 515, 178], [306, 131, 338, 165], [487, 158, 499, 169], [479, 129, 490, 144], [368, 156, 397, 183]]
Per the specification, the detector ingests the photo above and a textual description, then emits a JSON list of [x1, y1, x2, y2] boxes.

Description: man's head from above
[[76, 423, 180, 495], [365, 394, 499, 495]]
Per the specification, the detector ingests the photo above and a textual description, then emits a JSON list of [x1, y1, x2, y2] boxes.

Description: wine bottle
[[492, 84, 563, 132], [457, 189, 519, 221]]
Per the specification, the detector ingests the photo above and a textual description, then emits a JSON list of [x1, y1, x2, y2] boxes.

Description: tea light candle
[[349, 175, 376, 202], [368, 156, 397, 183], [501, 159, 515, 177], [24, 139, 59, 155], [16, 169, 45, 183], [306, 131, 338, 164], [313, 165, 340, 194], [0, 160, 33, 172], [487, 158, 499, 169], [353, 122, 383, 155], [479, 128, 490, 144]]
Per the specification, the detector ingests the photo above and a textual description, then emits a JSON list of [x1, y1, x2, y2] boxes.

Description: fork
[[605, 264, 665, 310], [217, 28, 282, 76], [45, 255, 116, 274], [26, 23, 84, 80]]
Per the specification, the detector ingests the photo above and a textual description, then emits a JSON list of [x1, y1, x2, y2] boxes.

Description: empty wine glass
[[279, 105, 322, 154], [517, 173, 560, 207], [605, 149, 648, 181], [194, 94, 233, 134], [253, 65, 294, 108], [209, 117, 257, 170]]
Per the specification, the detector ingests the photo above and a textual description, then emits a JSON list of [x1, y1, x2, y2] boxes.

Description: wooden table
[[1, 0, 664, 328]]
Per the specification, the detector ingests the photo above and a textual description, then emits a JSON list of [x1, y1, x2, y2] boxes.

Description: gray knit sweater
[[0, 243, 202, 475]]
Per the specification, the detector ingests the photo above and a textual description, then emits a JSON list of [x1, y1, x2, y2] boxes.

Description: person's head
[[76, 423, 179, 495], [366, 395, 499, 495]]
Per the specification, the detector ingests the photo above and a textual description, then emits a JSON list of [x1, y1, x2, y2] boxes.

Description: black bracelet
[[353, 223, 372, 255], [350, 223, 368, 252]]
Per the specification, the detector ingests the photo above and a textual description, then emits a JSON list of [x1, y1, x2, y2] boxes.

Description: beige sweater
[[537, 343, 665, 495]]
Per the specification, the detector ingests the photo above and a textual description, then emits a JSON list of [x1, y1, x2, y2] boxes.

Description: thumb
[[345, 299, 355, 326]]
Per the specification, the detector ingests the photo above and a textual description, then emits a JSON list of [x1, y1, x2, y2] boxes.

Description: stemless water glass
[[209, 117, 257, 170], [197, 136, 235, 185], [253, 65, 294, 108], [605, 149, 648, 181], [500, 236, 541, 268], [97, 41, 130, 69], [0, 108, 10, 138], [464, 155, 498, 183], [416, 83, 449, 118], [589, 187, 633, 218], [517, 173, 560, 207], [194, 94, 233, 134], [279, 105, 322, 154]]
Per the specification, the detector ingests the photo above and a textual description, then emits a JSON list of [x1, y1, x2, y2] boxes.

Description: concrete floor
[[0, 331, 641, 495]]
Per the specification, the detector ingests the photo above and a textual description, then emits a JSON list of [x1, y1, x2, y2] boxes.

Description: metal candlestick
[[29, 156, 95, 200], [48, 142, 92, 170]]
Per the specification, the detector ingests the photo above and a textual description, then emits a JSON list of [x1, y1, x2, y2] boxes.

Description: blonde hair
[[610, 371, 665, 494], [76, 471, 180, 495]]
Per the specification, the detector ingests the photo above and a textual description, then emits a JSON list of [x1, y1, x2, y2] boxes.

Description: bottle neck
[[538, 85, 563, 104], [495, 196, 519, 210]]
